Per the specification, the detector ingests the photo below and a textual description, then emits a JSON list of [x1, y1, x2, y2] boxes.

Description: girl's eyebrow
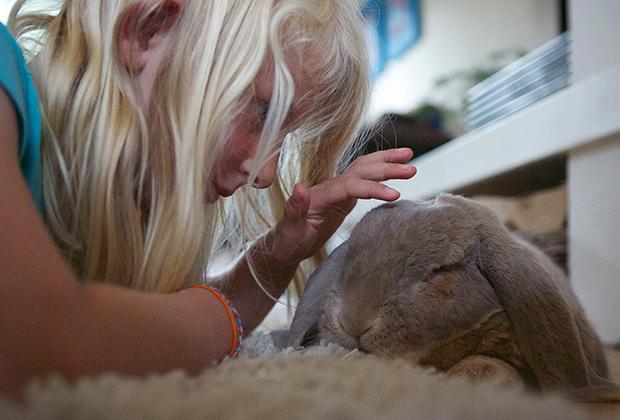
[[253, 78, 272, 102]]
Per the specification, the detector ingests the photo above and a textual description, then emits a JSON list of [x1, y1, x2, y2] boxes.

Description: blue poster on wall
[[362, 0, 422, 77]]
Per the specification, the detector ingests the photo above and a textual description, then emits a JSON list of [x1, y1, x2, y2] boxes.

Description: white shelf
[[347, 63, 620, 223]]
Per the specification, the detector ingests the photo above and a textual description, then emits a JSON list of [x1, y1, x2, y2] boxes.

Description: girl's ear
[[119, 1, 181, 72]]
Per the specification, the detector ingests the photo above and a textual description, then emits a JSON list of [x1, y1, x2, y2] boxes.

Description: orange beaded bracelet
[[187, 285, 243, 357]]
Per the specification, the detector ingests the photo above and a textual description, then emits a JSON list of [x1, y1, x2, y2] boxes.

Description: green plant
[[411, 48, 527, 135]]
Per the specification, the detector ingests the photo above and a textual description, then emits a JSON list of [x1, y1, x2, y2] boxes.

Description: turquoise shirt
[[0, 22, 43, 212]]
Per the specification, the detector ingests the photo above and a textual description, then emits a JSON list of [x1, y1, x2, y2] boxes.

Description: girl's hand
[[270, 147, 417, 268]]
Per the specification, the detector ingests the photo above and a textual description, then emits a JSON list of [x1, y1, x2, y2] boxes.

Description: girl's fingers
[[357, 147, 414, 165], [301, 149, 417, 217], [342, 179, 401, 201], [347, 161, 417, 182], [386, 147, 414, 162], [312, 178, 400, 207], [283, 183, 310, 222]]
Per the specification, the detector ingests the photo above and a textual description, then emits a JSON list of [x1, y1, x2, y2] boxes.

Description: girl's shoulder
[[0, 22, 35, 127], [0, 22, 43, 212]]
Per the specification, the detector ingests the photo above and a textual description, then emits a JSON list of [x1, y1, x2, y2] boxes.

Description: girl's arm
[[208, 232, 299, 334], [0, 89, 232, 400]]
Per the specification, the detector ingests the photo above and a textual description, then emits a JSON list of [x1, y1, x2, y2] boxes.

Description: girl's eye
[[256, 101, 269, 122]]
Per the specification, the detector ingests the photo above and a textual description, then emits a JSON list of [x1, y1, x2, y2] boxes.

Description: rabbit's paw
[[447, 355, 524, 389]]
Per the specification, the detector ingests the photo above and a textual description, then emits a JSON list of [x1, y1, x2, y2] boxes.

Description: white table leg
[[568, 136, 620, 344]]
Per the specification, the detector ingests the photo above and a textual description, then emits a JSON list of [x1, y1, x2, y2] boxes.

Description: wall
[[369, 0, 561, 121], [0, 0, 14, 23], [570, 0, 620, 82]]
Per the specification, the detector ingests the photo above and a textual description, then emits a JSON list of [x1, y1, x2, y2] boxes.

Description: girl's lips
[[216, 184, 233, 198], [205, 181, 227, 203]]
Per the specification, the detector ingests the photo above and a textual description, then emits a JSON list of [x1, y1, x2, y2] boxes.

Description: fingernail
[[385, 186, 399, 195]]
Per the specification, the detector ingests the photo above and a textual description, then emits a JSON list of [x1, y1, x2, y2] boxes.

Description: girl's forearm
[[209, 231, 299, 333], [1, 279, 232, 399], [61, 283, 232, 375]]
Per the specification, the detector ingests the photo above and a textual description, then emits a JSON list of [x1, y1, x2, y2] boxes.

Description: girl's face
[[206, 60, 309, 203], [123, 8, 307, 204], [127, 21, 307, 204], [206, 65, 283, 203]]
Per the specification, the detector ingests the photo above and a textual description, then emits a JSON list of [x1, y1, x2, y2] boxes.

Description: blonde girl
[[0, 0, 416, 399]]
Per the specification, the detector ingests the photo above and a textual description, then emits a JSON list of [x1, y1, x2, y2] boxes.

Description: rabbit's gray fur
[[288, 194, 619, 401]]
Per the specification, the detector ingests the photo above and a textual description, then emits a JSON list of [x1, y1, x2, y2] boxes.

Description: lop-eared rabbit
[[288, 194, 620, 402]]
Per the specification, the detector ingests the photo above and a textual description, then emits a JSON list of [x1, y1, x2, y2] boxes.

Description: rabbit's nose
[[356, 342, 370, 353], [356, 327, 374, 353]]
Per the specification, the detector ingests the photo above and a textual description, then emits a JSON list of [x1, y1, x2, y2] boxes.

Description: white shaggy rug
[[0, 331, 600, 420]]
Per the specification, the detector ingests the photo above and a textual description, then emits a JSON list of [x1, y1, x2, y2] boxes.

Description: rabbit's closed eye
[[429, 263, 462, 276]]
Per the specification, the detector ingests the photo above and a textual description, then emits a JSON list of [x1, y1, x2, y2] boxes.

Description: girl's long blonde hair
[[9, 0, 370, 295]]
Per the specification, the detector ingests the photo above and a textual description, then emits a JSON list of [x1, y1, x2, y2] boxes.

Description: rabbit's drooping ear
[[476, 222, 614, 394], [287, 240, 351, 348]]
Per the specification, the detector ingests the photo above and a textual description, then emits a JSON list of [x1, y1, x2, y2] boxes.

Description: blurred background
[[1, 0, 565, 141]]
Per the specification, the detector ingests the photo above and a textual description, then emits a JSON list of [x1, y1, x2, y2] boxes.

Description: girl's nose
[[251, 152, 279, 189]]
